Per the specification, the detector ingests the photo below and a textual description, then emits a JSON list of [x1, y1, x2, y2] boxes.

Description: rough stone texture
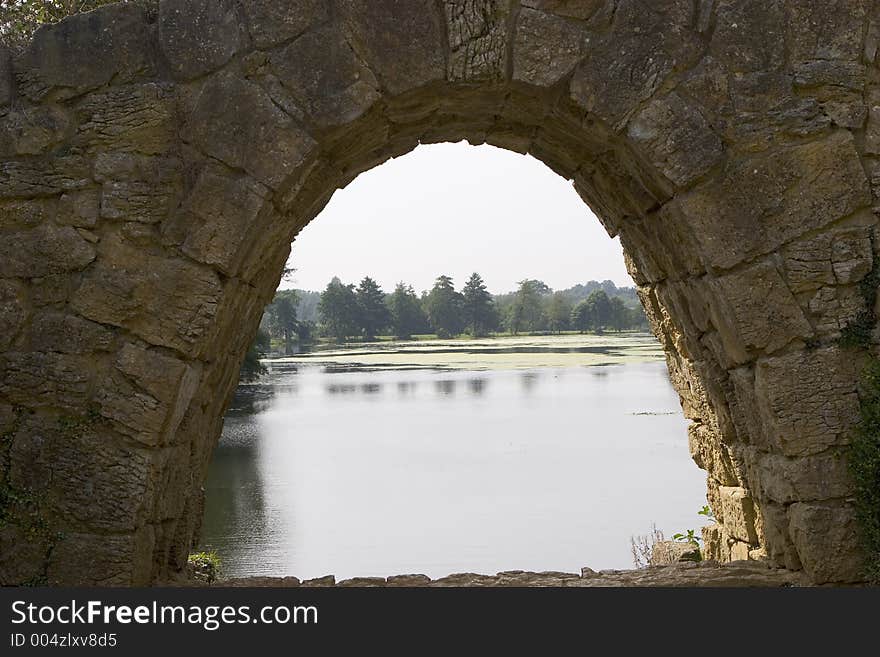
[[341, 0, 445, 95], [0, 0, 876, 587], [14, 4, 154, 101], [677, 132, 871, 271], [649, 541, 702, 566], [241, 0, 328, 49], [158, 0, 244, 81], [513, 7, 584, 88], [269, 26, 380, 129], [219, 561, 808, 588], [182, 72, 316, 189]]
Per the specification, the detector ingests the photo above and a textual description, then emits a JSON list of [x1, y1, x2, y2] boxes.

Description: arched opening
[[2, 1, 871, 587], [198, 142, 706, 579]]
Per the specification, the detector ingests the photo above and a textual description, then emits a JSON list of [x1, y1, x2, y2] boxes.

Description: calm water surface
[[201, 338, 705, 579]]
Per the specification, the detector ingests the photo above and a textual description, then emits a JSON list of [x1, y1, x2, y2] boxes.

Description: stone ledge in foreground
[[213, 561, 810, 587]]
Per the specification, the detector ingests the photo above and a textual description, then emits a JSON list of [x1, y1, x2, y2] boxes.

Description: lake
[[200, 333, 707, 579]]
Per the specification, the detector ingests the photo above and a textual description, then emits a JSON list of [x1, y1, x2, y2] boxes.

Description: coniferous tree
[[268, 291, 298, 355], [424, 275, 464, 338], [461, 272, 496, 337], [388, 283, 428, 339], [318, 277, 359, 343], [356, 276, 390, 340]]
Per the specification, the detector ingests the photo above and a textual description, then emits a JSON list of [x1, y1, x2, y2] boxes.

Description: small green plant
[[698, 505, 716, 523], [187, 551, 221, 584], [672, 529, 699, 545]]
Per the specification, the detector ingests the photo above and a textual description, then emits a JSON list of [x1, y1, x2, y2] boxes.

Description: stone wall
[[0, 0, 877, 585]]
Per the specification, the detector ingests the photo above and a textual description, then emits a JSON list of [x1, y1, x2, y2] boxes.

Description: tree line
[[240, 274, 650, 378]]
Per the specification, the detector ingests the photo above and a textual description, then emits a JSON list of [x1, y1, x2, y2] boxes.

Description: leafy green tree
[[424, 275, 464, 338], [318, 277, 359, 343], [461, 272, 496, 337], [388, 282, 427, 339], [546, 292, 572, 334], [608, 296, 629, 332], [570, 300, 593, 333], [508, 279, 548, 334], [268, 291, 298, 355], [355, 276, 390, 341], [585, 290, 613, 332], [240, 329, 270, 382], [0, 0, 142, 50]]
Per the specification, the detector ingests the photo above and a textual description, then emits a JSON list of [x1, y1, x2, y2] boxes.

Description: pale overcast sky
[[281, 142, 633, 295]]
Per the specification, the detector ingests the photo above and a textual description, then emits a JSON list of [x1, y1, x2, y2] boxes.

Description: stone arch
[[0, 0, 876, 585]]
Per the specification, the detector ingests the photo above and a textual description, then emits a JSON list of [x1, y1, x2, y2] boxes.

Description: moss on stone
[[850, 357, 880, 582], [839, 254, 880, 349]]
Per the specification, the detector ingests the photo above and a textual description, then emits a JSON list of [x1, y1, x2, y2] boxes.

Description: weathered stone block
[[97, 344, 201, 446], [650, 540, 702, 565], [28, 311, 114, 355], [94, 152, 182, 224], [718, 486, 758, 544], [708, 259, 813, 363], [628, 92, 722, 188], [792, 60, 866, 128], [0, 525, 50, 585], [710, 0, 785, 73], [341, 0, 445, 95], [241, 0, 327, 49], [746, 348, 860, 457], [784, 0, 867, 64], [158, 0, 244, 80], [783, 227, 873, 293], [15, 4, 154, 101], [70, 232, 223, 357], [0, 280, 26, 351], [183, 72, 316, 189], [269, 26, 380, 128], [866, 86, 880, 155], [570, 0, 699, 128], [164, 165, 270, 276], [0, 224, 95, 278], [756, 502, 801, 570], [0, 352, 93, 410], [747, 449, 853, 504], [445, 0, 511, 82], [677, 131, 871, 271], [513, 7, 584, 88], [57, 189, 99, 229], [688, 423, 739, 487], [0, 156, 91, 199], [805, 285, 866, 338], [789, 502, 864, 584], [47, 528, 154, 586], [0, 105, 70, 156], [74, 84, 177, 156], [521, 0, 603, 20]]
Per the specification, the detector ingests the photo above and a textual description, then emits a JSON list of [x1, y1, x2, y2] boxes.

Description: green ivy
[[839, 255, 880, 349], [850, 358, 880, 582]]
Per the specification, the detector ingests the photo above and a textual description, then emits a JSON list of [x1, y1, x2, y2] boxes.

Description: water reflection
[[519, 371, 539, 392], [468, 378, 487, 395], [201, 360, 704, 579], [434, 380, 456, 396]]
